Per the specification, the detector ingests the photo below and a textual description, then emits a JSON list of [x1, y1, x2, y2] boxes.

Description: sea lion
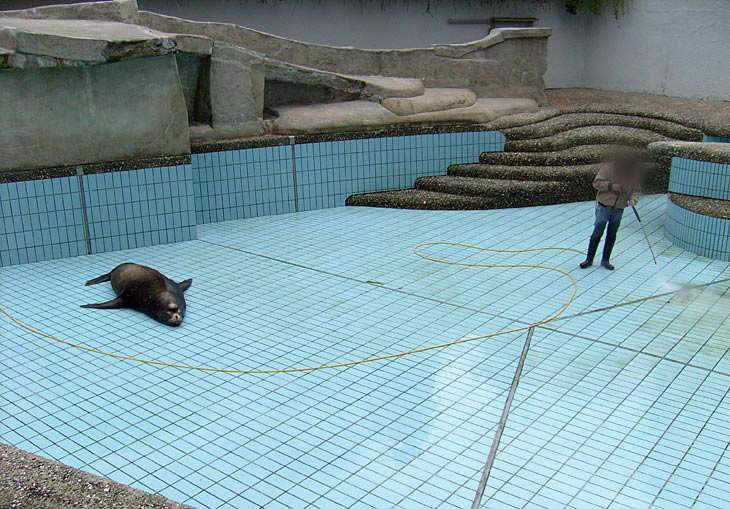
[[81, 263, 192, 326]]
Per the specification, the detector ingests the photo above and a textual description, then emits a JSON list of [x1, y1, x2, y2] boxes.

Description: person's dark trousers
[[580, 203, 624, 270]]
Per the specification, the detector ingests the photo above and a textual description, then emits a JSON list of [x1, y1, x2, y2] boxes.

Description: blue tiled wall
[[0, 176, 86, 267], [668, 157, 730, 201], [294, 132, 504, 211], [665, 201, 730, 262], [192, 146, 295, 225], [703, 135, 730, 143], [2, 131, 502, 266], [84, 164, 196, 254]]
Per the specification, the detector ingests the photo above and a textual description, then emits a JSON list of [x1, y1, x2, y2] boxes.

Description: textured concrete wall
[[134, 0, 584, 89], [137, 11, 550, 104], [0, 54, 190, 170], [5, 0, 584, 89]]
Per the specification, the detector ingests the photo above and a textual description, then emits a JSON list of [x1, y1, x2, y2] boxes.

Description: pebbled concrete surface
[[415, 175, 575, 199], [648, 141, 730, 164], [501, 112, 703, 142], [0, 442, 193, 509], [479, 144, 645, 166], [504, 125, 671, 153], [449, 162, 603, 182], [670, 193, 730, 220], [346, 188, 501, 209], [546, 88, 730, 137]]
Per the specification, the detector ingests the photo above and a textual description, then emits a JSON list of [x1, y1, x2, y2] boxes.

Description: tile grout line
[[550, 276, 730, 322], [75, 165, 92, 256], [199, 238, 730, 377], [471, 326, 535, 509], [663, 384, 730, 508], [289, 136, 299, 213]]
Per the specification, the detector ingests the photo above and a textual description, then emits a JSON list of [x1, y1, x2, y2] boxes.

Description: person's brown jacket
[[593, 162, 640, 209]]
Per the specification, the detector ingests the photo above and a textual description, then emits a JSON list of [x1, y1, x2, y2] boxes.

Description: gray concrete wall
[[582, 0, 730, 101], [4, 0, 585, 89], [137, 12, 550, 104], [0, 54, 190, 170], [5, 0, 729, 100], [138, 0, 587, 90]]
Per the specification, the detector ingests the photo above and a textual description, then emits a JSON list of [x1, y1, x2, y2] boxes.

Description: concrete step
[[382, 88, 477, 116], [501, 112, 703, 141], [449, 163, 602, 183], [270, 97, 538, 134], [346, 189, 499, 210], [479, 144, 644, 166], [415, 175, 580, 199], [346, 178, 586, 210], [504, 125, 671, 153], [452, 161, 670, 194]]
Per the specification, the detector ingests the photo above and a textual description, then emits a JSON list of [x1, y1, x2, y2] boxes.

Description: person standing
[[579, 154, 642, 270]]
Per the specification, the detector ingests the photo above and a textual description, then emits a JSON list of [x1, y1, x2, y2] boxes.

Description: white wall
[[4, 0, 729, 100], [582, 0, 730, 100]]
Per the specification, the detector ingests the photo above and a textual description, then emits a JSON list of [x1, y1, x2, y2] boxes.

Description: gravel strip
[[669, 193, 730, 219], [0, 443, 194, 509]]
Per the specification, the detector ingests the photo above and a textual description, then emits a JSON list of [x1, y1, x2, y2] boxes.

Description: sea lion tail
[[85, 272, 112, 286]]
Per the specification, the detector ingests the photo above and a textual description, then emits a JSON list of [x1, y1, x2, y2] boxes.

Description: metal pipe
[[289, 135, 299, 213], [632, 206, 657, 265], [76, 165, 92, 255], [472, 327, 536, 509]]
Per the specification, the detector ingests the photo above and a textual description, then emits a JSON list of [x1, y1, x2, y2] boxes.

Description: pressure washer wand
[[632, 206, 657, 265]]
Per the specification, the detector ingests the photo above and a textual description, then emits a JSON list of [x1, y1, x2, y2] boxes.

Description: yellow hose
[[0, 242, 583, 374]]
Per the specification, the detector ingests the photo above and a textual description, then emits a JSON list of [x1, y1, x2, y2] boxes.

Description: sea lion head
[[154, 297, 185, 327]]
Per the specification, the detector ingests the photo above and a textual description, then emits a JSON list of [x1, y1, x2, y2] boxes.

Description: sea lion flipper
[[80, 295, 126, 310], [85, 272, 112, 286], [178, 279, 192, 292]]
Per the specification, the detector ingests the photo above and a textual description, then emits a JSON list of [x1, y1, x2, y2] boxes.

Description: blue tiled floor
[[1, 195, 729, 508]]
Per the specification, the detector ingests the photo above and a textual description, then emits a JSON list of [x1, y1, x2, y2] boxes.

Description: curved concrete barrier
[[665, 200, 730, 261], [649, 141, 730, 261]]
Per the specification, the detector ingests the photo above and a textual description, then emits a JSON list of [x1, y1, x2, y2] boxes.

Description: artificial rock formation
[[0, 0, 551, 172]]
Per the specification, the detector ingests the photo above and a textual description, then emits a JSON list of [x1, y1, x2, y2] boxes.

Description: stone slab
[[265, 60, 425, 103], [0, 0, 138, 24], [0, 54, 190, 171], [382, 88, 477, 116], [0, 16, 212, 68], [208, 43, 265, 131], [433, 27, 552, 58], [270, 98, 538, 134], [345, 74, 425, 99]]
